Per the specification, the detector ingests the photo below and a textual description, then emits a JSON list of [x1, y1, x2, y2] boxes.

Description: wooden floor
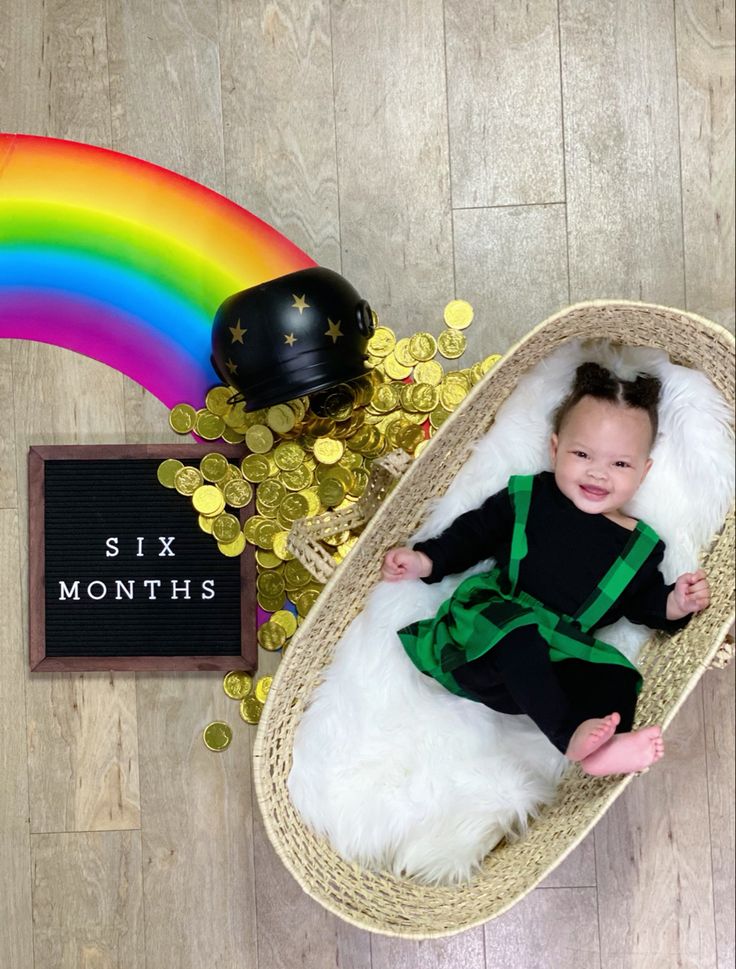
[[1, 1, 734, 966]]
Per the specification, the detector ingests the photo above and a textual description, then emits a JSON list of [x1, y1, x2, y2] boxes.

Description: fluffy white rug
[[288, 338, 734, 884]]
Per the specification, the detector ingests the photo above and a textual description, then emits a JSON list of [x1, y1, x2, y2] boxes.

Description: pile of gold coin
[[164, 300, 501, 723], [219, 669, 273, 726]]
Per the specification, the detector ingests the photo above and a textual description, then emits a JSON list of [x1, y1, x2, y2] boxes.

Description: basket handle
[[287, 448, 413, 582]]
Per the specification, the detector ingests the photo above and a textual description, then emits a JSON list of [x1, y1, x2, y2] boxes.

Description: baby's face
[[549, 396, 653, 517]]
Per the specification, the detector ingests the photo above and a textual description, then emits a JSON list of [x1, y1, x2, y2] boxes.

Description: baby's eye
[[614, 461, 631, 468], [573, 450, 588, 459]]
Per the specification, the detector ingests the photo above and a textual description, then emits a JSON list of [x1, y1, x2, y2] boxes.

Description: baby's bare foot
[[580, 725, 664, 777], [565, 712, 621, 762]]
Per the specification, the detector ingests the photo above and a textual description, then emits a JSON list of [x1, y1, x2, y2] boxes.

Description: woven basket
[[253, 301, 735, 939]]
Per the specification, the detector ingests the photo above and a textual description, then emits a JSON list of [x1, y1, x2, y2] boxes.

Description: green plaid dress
[[398, 474, 660, 701]]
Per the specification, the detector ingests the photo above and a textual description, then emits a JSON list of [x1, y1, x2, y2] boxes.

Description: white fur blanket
[[288, 339, 734, 884]]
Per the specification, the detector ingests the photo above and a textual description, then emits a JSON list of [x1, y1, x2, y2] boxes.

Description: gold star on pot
[[284, 333, 297, 346], [228, 319, 246, 344], [225, 358, 238, 375], [325, 318, 343, 344], [291, 294, 309, 314]]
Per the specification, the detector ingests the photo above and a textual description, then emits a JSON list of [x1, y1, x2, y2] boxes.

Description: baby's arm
[[666, 569, 710, 621], [381, 547, 433, 582]]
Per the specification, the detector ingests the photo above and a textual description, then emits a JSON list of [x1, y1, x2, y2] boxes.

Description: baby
[[382, 362, 710, 776]]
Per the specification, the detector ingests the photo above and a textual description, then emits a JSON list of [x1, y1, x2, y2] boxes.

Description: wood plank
[[0, 0, 45, 132], [252, 802, 372, 969], [560, 0, 685, 304], [453, 204, 569, 362], [596, 682, 717, 969], [371, 925, 485, 969], [484, 887, 601, 969], [445, 0, 564, 207], [540, 832, 596, 888], [0, 511, 34, 969], [676, 0, 735, 329], [702, 662, 735, 969], [0, 344, 17, 509], [31, 830, 144, 969], [218, 0, 340, 269], [331, 0, 454, 334]]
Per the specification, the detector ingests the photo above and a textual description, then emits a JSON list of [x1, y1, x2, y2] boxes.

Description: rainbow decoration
[[0, 133, 316, 408]]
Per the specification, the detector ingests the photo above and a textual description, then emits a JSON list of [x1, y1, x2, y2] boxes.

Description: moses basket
[[252, 301, 735, 939]]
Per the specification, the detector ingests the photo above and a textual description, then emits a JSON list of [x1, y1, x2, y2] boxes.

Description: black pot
[[211, 267, 376, 410]]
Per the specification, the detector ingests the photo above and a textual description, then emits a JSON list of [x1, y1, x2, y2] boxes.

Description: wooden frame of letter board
[[28, 443, 257, 673]]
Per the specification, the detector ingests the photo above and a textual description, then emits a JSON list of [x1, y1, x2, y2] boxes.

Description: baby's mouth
[[580, 484, 608, 498]]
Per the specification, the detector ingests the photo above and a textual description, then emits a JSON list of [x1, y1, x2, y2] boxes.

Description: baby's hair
[[553, 362, 661, 446]]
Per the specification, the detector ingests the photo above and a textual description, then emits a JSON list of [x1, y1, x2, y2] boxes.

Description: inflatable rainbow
[[0, 133, 316, 407]]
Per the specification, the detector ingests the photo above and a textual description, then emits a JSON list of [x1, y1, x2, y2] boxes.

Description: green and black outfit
[[398, 472, 691, 754]]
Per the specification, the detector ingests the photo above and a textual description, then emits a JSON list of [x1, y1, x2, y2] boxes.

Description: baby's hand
[[381, 547, 432, 582], [672, 569, 711, 616]]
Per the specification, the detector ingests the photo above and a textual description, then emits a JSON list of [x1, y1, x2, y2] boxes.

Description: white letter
[[87, 581, 107, 601], [105, 537, 119, 558], [201, 579, 215, 600], [143, 579, 161, 599], [170, 579, 191, 600], [158, 536, 175, 557], [59, 580, 80, 601], [136, 537, 145, 557], [115, 580, 135, 601]]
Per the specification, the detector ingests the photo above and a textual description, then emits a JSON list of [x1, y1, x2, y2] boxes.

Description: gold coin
[[273, 441, 305, 471], [257, 592, 286, 613], [203, 721, 232, 751], [410, 383, 439, 412], [192, 484, 225, 516], [243, 515, 265, 545], [313, 437, 344, 465], [212, 512, 242, 543], [195, 410, 226, 440], [198, 514, 214, 534], [371, 383, 400, 413], [169, 403, 197, 434], [408, 332, 437, 361], [430, 404, 452, 429], [257, 620, 287, 651], [393, 338, 414, 367], [217, 532, 246, 557], [255, 549, 282, 568], [437, 329, 467, 359], [221, 425, 245, 444], [254, 675, 273, 703], [205, 385, 234, 416], [200, 452, 229, 483], [241, 453, 271, 482], [244, 424, 274, 454], [281, 465, 313, 491], [384, 353, 412, 380], [481, 353, 502, 373], [271, 610, 298, 638], [271, 530, 294, 561], [257, 571, 285, 599], [255, 519, 280, 549], [223, 478, 253, 508], [267, 403, 297, 434], [398, 425, 426, 453], [413, 360, 444, 385], [255, 495, 278, 519], [318, 477, 345, 507], [293, 587, 321, 617], [439, 381, 468, 411], [157, 458, 184, 488], [443, 299, 474, 329], [257, 478, 286, 507], [284, 559, 312, 589], [223, 670, 253, 699], [174, 466, 203, 495], [239, 696, 263, 724], [366, 326, 396, 357], [279, 492, 309, 524]]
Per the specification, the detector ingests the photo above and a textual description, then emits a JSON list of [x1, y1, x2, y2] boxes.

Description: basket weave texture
[[253, 301, 736, 939]]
